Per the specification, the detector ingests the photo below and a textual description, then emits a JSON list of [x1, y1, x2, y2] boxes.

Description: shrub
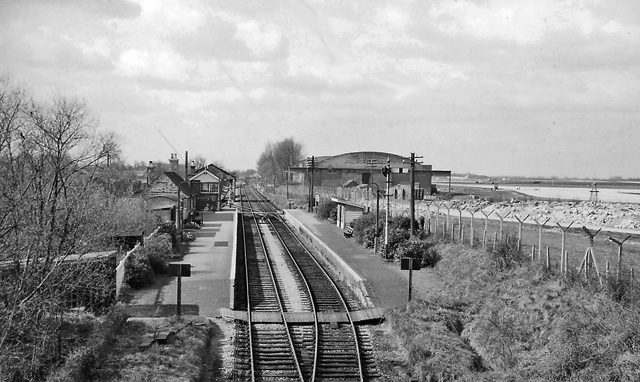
[[140, 233, 173, 274], [604, 271, 640, 305], [352, 213, 382, 249], [392, 239, 441, 267], [125, 251, 153, 289], [159, 222, 178, 246], [490, 235, 525, 271], [317, 199, 337, 222]]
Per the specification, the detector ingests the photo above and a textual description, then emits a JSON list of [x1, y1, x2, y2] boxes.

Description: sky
[[0, 0, 639, 178]]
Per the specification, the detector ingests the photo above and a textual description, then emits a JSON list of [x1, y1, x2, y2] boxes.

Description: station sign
[[400, 258, 421, 270]]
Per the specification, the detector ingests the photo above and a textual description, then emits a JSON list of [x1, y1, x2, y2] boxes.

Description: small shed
[[331, 197, 367, 230]]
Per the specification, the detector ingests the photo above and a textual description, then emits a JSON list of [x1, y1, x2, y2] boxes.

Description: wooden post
[[408, 265, 413, 302], [460, 225, 465, 244], [177, 270, 182, 317], [531, 245, 535, 261], [482, 229, 487, 248], [434, 203, 440, 236], [493, 232, 498, 251], [546, 246, 550, 270], [605, 261, 610, 280]]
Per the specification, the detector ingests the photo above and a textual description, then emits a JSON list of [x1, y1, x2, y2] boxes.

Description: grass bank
[[376, 241, 640, 381]]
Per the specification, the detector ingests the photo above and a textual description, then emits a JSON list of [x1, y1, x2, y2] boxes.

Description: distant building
[[290, 151, 450, 197]]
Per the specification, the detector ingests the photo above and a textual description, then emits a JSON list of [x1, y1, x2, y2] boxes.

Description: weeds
[[491, 236, 526, 271]]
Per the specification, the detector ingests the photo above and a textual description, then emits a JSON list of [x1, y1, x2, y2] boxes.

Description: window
[[200, 182, 217, 193]]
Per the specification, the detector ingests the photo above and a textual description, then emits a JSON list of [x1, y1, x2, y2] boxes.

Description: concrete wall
[[229, 210, 240, 310], [284, 211, 373, 309]]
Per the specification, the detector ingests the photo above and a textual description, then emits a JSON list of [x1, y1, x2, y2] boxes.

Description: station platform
[[283, 209, 445, 309], [127, 208, 237, 318]]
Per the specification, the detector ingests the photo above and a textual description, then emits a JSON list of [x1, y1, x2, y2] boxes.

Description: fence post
[[425, 202, 432, 235], [495, 211, 510, 241], [444, 202, 452, 237], [456, 206, 464, 242], [514, 214, 529, 251], [556, 222, 575, 274], [546, 246, 550, 270], [493, 232, 498, 251], [533, 218, 550, 261], [434, 202, 440, 237], [470, 208, 479, 247], [531, 245, 535, 261], [608, 235, 631, 281]]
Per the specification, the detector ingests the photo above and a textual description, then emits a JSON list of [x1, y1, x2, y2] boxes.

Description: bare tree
[[256, 138, 304, 185], [193, 155, 207, 170], [0, 77, 146, 379]]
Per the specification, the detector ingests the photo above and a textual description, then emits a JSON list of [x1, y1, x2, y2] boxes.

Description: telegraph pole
[[382, 157, 392, 258], [307, 156, 315, 212], [405, 152, 423, 238]]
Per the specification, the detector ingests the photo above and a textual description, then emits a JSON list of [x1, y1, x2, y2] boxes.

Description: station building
[[146, 154, 236, 226], [290, 151, 450, 198]]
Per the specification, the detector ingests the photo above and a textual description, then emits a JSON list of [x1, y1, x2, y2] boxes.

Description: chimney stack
[[169, 153, 179, 173]]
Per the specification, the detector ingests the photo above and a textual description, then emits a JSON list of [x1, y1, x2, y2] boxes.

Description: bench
[[343, 227, 354, 238]]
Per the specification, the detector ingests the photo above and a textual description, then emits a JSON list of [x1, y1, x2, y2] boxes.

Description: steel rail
[[238, 190, 257, 382], [253, 197, 320, 382], [250, 185, 365, 382], [243, 187, 305, 381]]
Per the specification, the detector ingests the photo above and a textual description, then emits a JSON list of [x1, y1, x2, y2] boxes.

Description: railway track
[[233, 185, 379, 381]]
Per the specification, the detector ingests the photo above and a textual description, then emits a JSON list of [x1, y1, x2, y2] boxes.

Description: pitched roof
[[163, 172, 192, 195], [191, 163, 236, 180]]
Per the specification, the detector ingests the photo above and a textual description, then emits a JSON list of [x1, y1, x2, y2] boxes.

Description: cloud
[[235, 20, 283, 54], [116, 48, 193, 81], [429, 0, 600, 44]]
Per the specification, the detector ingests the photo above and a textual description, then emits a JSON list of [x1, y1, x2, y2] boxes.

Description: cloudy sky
[[1, 0, 638, 178]]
